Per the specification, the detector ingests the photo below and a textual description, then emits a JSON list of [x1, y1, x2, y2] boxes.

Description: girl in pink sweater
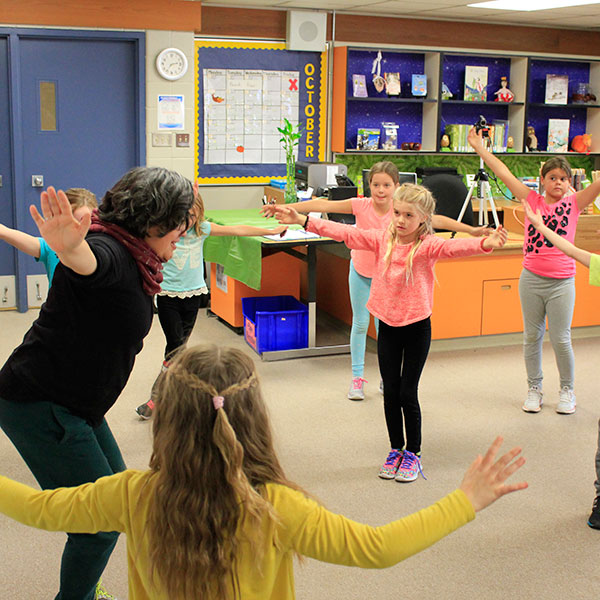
[[262, 161, 488, 402], [271, 183, 507, 482]]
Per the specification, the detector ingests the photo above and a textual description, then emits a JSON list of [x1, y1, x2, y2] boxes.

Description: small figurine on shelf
[[526, 126, 538, 152], [494, 77, 514, 103], [440, 134, 451, 152], [507, 136, 515, 152], [441, 82, 453, 100], [571, 133, 592, 154]]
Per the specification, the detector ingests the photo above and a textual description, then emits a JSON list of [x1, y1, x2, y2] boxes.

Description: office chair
[[421, 173, 473, 230]]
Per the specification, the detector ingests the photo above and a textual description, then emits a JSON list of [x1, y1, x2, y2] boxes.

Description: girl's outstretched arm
[[460, 436, 527, 512], [261, 198, 353, 217], [522, 200, 592, 267], [481, 226, 508, 250], [574, 178, 600, 212], [0, 223, 41, 258], [467, 128, 531, 201], [209, 222, 287, 237], [432, 215, 491, 237]]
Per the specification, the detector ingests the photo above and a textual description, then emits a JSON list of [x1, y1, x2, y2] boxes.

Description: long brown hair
[[147, 344, 302, 599], [383, 183, 435, 281]]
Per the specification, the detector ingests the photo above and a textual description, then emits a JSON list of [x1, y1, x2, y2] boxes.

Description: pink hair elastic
[[212, 396, 224, 410]]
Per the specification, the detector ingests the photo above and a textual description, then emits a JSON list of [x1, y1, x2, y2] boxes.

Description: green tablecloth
[[204, 208, 298, 290]]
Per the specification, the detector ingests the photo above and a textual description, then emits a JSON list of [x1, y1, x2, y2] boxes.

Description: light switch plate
[[176, 133, 190, 147], [152, 133, 172, 147]]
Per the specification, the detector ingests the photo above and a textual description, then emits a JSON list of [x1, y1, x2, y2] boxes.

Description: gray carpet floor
[[1, 308, 599, 599]]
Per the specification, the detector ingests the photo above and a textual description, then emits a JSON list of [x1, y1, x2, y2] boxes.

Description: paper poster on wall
[[158, 95, 185, 130], [203, 68, 299, 165], [195, 41, 327, 184]]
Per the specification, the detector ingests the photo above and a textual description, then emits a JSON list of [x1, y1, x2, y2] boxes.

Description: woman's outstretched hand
[[459, 436, 527, 512], [30, 187, 91, 255]]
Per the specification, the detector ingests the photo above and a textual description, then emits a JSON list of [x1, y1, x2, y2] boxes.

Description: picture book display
[[547, 118, 570, 152], [352, 74, 368, 98], [357, 128, 380, 150], [464, 65, 488, 101], [381, 122, 399, 150], [411, 74, 427, 97], [384, 72, 401, 96], [545, 74, 568, 104]]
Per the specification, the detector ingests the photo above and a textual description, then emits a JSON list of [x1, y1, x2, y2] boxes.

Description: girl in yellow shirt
[[0, 344, 527, 599]]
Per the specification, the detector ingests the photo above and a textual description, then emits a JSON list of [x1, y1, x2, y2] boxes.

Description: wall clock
[[156, 47, 188, 81]]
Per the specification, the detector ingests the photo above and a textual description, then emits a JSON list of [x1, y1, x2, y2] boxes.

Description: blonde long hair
[[191, 190, 206, 236], [147, 344, 303, 599], [383, 183, 435, 281]]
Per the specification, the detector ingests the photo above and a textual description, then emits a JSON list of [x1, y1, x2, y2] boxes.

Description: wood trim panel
[[0, 0, 201, 31], [200, 6, 286, 39], [200, 6, 599, 58], [333, 14, 600, 57]]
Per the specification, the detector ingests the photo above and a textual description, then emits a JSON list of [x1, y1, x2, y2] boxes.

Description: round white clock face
[[156, 47, 188, 81]]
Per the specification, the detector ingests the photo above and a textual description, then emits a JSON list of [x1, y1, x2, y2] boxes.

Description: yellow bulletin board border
[[194, 39, 327, 185]]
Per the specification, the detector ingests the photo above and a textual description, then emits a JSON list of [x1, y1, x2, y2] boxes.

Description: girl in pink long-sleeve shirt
[[272, 184, 507, 483]]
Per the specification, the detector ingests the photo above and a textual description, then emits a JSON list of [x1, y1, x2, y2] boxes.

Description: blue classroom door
[[18, 36, 140, 247], [0, 30, 144, 310]]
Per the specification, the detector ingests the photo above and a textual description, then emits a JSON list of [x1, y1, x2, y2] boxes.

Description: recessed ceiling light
[[468, 0, 600, 10]]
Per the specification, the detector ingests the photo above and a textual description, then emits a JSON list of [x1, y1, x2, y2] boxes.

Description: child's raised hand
[[521, 200, 544, 228], [270, 205, 305, 226], [482, 225, 507, 250], [467, 127, 484, 151], [260, 203, 277, 218], [459, 436, 527, 513], [30, 187, 91, 255], [271, 225, 288, 236], [470, 225, 492, 237]]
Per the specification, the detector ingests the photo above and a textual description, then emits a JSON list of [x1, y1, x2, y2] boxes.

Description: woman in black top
[[0, 166, 194, 600]]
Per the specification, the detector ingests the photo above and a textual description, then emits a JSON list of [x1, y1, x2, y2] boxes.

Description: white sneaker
[[522, 386, 543, 413], [556, 386, 576, 414], [348, 377, 367, 401]]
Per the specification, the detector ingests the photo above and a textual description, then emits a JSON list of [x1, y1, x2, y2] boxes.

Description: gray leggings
[[519, 268, 575, 390]]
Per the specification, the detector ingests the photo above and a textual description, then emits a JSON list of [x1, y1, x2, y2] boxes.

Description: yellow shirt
[[0, 470, 475, 599]]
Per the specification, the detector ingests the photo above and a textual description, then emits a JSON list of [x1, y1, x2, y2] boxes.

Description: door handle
[[32, 175, 44, 187]]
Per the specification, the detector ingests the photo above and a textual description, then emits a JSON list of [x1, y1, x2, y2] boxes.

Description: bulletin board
[[195, 40, 327, 185]]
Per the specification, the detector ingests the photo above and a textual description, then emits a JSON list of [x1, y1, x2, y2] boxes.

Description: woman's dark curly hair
[[98, 166, 194, 238]]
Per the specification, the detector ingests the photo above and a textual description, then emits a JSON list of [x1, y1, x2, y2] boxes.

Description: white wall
[[145, 30, 264, 211]]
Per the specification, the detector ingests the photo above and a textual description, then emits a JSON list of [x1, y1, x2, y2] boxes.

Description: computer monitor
[[362, 169, 417, 198]]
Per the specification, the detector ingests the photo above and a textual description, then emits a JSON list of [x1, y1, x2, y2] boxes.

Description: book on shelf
[[547, 118, 570, 152], [545, 74, 568, 105], [464, 65, 488, 101], [357, 128, 380, 150], [492, 119, 509, 152], [384, 72, 401, 96], [445, 123, 489, 152], [411, 74, 427, 97], [381, 122, 399, 150], [352, 74, 368, 98]]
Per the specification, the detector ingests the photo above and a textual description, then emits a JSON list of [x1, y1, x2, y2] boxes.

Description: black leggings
[[156, 294, 207, 360], [377, 317, 431, 454]]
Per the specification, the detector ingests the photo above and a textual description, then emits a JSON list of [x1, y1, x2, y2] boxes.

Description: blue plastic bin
[[242, 295, 308, 354]]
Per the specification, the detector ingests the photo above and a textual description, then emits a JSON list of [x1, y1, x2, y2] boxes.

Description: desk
[[204, 209, 350, 361]]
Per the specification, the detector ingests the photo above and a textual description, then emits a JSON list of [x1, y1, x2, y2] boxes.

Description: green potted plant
[[277, 118, 303, 204]]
